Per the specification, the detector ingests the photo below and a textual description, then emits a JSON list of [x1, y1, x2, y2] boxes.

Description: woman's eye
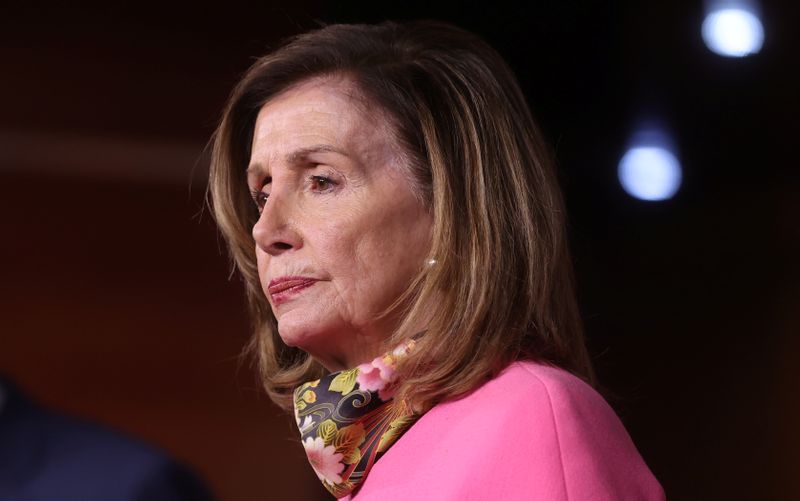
[[310, 175, 336, 192], [250, 189, 269, 211]]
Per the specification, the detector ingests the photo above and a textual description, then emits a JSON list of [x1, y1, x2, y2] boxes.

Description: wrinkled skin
[[248, 76, 433, 371]]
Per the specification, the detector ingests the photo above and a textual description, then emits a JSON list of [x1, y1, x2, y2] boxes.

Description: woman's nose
[[252, 195, 302, 256]]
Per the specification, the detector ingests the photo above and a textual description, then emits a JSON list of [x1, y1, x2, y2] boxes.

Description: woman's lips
[[268, 276, 318, 305]]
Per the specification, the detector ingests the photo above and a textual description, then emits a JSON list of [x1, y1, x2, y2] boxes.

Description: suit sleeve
[[528, 367, 666, 501]]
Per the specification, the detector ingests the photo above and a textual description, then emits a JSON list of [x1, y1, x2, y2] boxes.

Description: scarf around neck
[[293, 340, 419, 498]]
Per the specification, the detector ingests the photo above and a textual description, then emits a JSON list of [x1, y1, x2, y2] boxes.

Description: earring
[[425, 258, 437, 267]]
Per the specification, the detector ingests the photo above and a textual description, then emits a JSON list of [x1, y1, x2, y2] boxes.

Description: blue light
[[702, 7, 764, 57], [618, 146, 682, 201]]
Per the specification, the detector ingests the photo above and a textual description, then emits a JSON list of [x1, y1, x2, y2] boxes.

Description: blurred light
[[618, 145, 682, 201], [702, 6, 764, 57]]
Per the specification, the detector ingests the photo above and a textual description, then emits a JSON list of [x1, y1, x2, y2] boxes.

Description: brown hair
[[208, 20, 594, 412]]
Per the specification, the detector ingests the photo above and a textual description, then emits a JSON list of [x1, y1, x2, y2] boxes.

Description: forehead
[[250, 76, 399, 164]]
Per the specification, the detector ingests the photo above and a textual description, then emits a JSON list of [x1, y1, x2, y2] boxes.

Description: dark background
[[2, 2, 797, 500]]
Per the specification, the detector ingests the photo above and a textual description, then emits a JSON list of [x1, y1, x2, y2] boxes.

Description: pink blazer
[[343, 361, 664, 500]]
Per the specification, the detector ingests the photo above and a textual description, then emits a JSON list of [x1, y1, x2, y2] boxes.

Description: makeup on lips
[[268, 276, 319, 305]]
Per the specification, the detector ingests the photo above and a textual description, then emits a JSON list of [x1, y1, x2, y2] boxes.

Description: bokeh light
[[618, 144, 682, 201], [702, 5, 764, 57]]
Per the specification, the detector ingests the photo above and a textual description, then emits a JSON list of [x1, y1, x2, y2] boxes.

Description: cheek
[[302, 187, 431, 326], [311, 221, 363, 288], [344, 206, 430, 299], [304, 224, 383, 319], [255, 250, 268, 282], [254, 250, 274, 306]]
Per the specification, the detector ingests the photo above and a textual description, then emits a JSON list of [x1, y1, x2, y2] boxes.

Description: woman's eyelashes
[[250, 174, 272, 212], [250, 173, 340, 212], [309, 174, 338, 193], [250, 189, 269, 211]]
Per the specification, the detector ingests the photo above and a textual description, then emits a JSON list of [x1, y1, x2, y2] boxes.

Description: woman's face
[[247, 77, 433, 371]]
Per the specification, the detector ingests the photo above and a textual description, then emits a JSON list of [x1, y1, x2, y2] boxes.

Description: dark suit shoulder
[[0, 381, 212, 501]]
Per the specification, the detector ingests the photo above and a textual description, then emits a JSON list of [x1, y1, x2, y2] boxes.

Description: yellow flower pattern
[[293, 341, 419, 498]]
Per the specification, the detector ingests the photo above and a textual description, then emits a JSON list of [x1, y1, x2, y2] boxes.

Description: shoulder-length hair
[[208, 20, 594, 412]]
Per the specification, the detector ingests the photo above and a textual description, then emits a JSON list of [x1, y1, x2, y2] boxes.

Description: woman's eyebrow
[[285, 144, 348, 165], [246, 144, 349, 183], [245, 162, 268, 183]]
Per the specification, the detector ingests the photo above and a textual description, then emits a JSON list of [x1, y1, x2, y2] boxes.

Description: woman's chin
[[276, 326, 311, 349], [277, 322, 376, 371], [276, 319, 336, 353]]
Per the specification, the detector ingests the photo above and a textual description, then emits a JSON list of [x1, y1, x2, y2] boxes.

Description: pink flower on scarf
[[357, 355, 399, 401], [303, 436, 345, 485]]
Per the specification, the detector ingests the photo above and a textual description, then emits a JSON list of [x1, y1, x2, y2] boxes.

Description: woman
[[209, 21, 664, 500]]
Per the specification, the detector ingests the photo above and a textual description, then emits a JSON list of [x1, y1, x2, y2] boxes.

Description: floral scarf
[[293, 340, 419, 498]]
